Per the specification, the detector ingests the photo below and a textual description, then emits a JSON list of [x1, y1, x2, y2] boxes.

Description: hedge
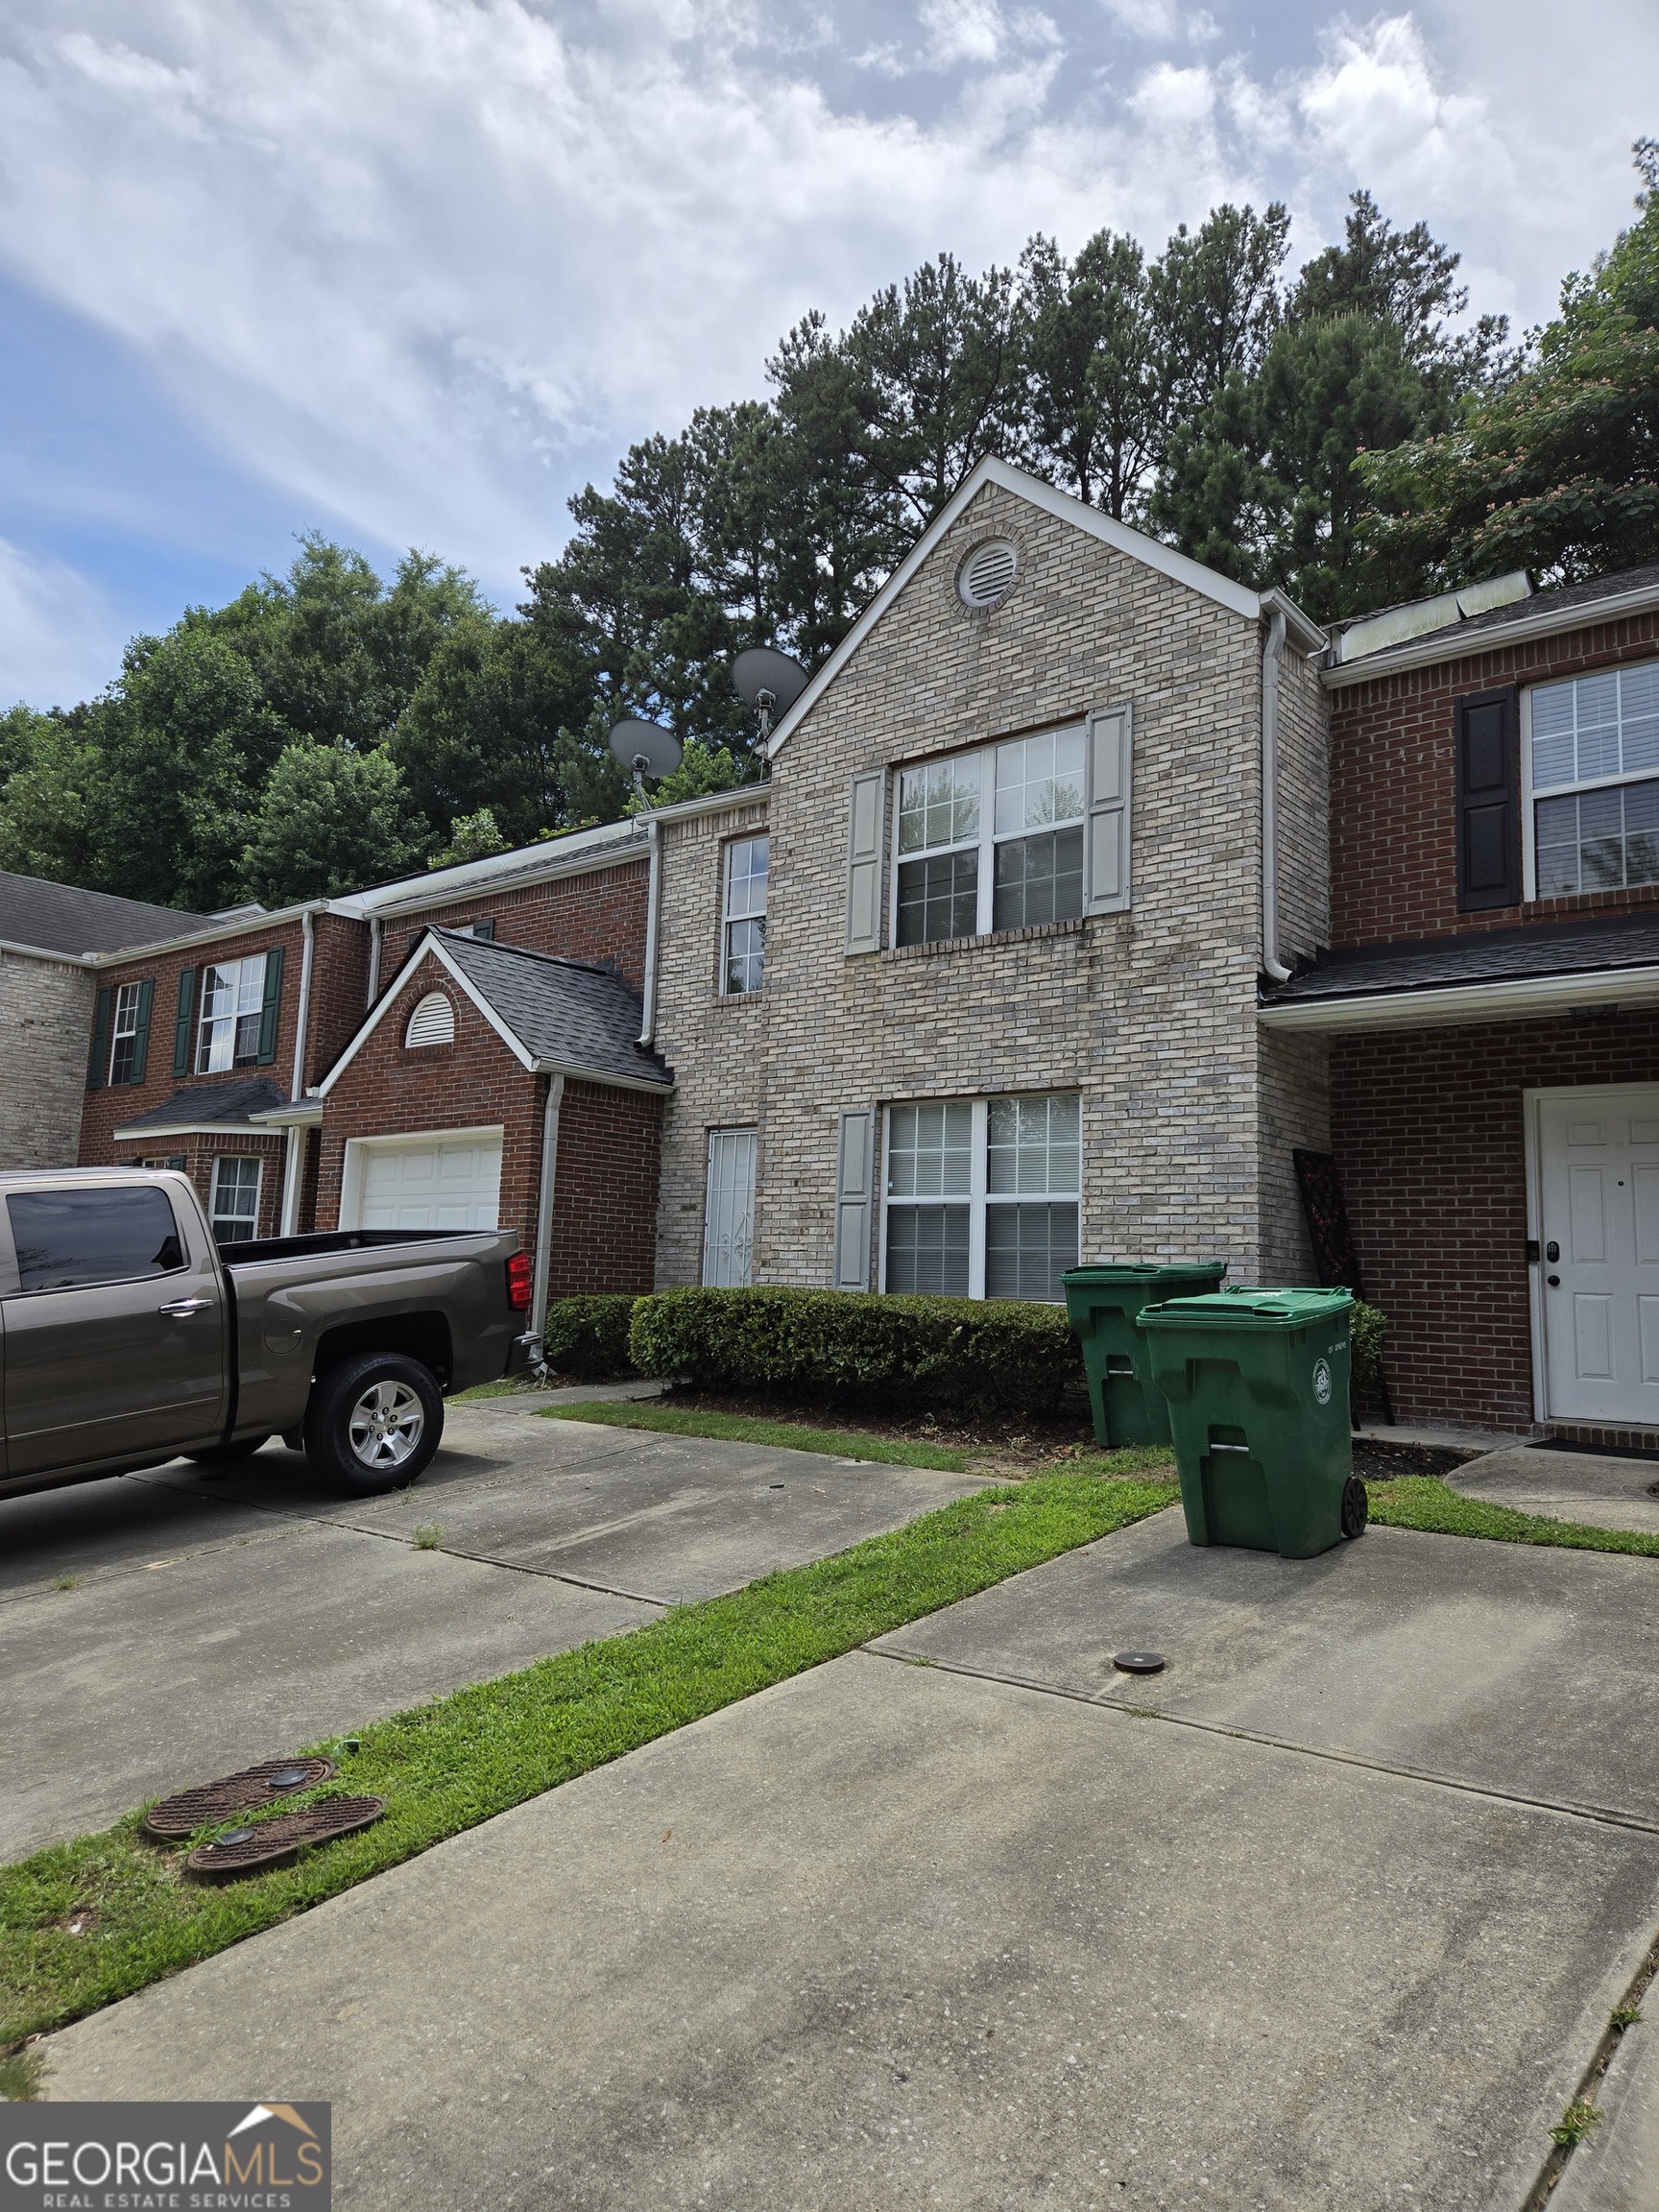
[[627, 1286, 1085, 1414], [1350, 1298, 1387, 1408], [541, 1293, 639, 1379]]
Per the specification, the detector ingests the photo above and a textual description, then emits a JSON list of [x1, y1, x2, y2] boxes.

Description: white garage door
[[345, 1129, 503, 1232]]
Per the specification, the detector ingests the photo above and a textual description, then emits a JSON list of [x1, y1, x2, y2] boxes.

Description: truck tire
[[183, 1435, 271, 1467], [305, 1353, 444, 1496]]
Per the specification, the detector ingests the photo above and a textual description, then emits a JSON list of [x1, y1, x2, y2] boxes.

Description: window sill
[[711, 988, 765, 1007], [876, 917, 1092, 963]]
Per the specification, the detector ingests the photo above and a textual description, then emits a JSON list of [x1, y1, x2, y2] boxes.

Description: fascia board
[[764, 457, 1264, 763], [641, 784, 772, 828], [1322, 584, 1659, 689], [0, 937, 95, 966], [337, 822, 645, 917], [247, 1100, 325, 1126], [87, 901, 328, 968], [1257, 964, 1659, 1033], [530, 1056, 674, 1094], [111, 1118, 284, 1142]]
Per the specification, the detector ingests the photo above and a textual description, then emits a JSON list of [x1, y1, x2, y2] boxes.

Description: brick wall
[[547, 1079, 662, 1298], [0, 950, 94, 1169], [379, 856, 651, 995], [1331, 1010, 1659, 1431], [1330, 610, 1659, 949], [651, 481, 1322, 1292], [306, 911, 373, 1082]]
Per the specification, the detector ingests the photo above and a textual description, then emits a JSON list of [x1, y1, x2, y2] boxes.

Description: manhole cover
[[185, 1795, 386, 1881], [145, 1756, 337, 1839], [1112, 1651, 1166, 1674]]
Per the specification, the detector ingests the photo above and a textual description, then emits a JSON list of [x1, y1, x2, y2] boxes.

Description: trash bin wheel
[[1340, 1475, 1369, 1540]]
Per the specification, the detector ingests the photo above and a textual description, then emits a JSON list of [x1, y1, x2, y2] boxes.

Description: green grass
[[0, 1464, 1176, 2052], [1369, 1476, 1659, 1557], [542, 1398, 983, 1472]]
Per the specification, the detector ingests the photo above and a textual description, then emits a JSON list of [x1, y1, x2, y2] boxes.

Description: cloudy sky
[[0, 0, 1652, 709]]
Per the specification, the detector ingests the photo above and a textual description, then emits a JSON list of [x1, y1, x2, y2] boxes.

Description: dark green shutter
[[129, 978, 155, 1084], [172, 968, 198, 1076], [1455, 687, 1520, 911], [256, 945, 285, 1065], [87, 987, 111, 1090]]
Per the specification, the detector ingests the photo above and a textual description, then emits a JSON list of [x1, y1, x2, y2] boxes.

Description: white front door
[[342, 1129, 503, 1233], [703, 1129, 756, 1286], [1537, 1087, 1659, 1423]]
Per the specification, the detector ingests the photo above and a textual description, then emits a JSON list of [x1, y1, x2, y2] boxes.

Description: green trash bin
[[1139, 1287, 1366, 1558], [1061, 1262, 1228, 1447]]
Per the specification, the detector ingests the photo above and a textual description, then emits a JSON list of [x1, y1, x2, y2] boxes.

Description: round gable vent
[[404, 992, 455, 1048], [957, 538, 1019, 611]]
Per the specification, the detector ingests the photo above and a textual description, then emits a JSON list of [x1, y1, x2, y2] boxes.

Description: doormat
[[1532, 1437, 1659, 1464]]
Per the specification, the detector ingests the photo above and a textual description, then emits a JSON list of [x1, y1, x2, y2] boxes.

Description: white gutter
[[0, 937, 96, 967], [530, 1072, 565, 1344], [367, 916, 383, 1005], [1261, 609, 1292, 985], [638, 813, 662, 1046], [1258, 963, 1659, 1034], [1322, 578, 1659, 688], [86, 899, 328, 968], [291, 910, 316, 1100]]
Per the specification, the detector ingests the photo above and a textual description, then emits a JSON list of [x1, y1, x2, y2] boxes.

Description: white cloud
[[0, 541, 125, 709], [0, 0, 1650, 613]]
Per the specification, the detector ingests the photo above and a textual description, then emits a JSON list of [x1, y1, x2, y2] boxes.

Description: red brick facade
[[547, 1079, 662, 1299], [1330, 609, 1659, 948], [1332, 1012, 1659, 1436], [305, 911, 373, 1081], [380, 856, 651, 996]]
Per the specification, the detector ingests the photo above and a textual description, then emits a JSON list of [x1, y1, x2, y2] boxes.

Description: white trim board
[[1257, 965, 1659, 1033], [763, 457, 1320, 763], [1323, 580, 1659, 689]]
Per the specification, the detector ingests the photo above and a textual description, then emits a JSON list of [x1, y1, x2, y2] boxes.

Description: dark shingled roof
[[1264, 917, 1659, 1006], [113, 1077, 289, 1135], [1407, 562, 1659, 653], [0, 870, 208, 956], [436, 931, 672, 1089]]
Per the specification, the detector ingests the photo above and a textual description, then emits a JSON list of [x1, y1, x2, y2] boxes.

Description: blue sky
[[0, 0, 1653, 709]]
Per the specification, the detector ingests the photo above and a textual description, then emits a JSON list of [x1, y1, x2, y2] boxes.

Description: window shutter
[[1085, 706, 1132, 914], [833, 1109, 875, 1290], [845, 771, 886, 952], [172, 968, 198, 1077], [129, 978, 155, 1085], [86, 987, 111, 1091], [1455, 687, 1520, 910], [256, 945, 285, 1065]]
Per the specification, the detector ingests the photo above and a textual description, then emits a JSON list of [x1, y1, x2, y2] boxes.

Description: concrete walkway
[[37, 1511, 1659, 2210], [0, 1406, 988, 1861], [1446, 1443, 1659, 1536]]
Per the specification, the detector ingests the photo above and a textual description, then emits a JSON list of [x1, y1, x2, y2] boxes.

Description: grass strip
[[0, 1463, 1176, 2053], [541, 1398, 978, 1472], [1368, 1476, 1659, 1557]]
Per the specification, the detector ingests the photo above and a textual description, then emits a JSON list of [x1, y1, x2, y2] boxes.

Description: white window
[[882, 1093, 1080, 1302], [703, 1128, 757, 1286], [108, 982, 142, 1086], [196, 953, 270, 1072], [405, 992, 455, 1047], [893, 727, 1088, 946], [722, 836, 768, 995], [1526, 662, 1659, 898], [210, 1155, 262, 1244]]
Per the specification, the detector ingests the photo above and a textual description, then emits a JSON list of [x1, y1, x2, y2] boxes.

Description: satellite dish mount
[[733, 647, 808, 742]]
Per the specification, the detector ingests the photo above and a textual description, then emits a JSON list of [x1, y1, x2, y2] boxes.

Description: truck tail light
[[506, 1252, 533, 1312]]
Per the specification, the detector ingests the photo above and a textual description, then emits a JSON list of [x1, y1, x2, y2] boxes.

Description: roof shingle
[[436, 932, 672, 1090]]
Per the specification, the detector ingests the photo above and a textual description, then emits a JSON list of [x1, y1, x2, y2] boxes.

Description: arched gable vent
[[404, 992, 456, 1048]]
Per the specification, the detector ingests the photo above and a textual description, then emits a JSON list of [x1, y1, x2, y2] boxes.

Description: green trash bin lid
[[1060, 1262, 1227, 1286], [1140, 1286, 1353, 1329]]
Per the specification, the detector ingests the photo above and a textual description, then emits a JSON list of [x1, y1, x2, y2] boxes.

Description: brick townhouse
[[1262, 562, 1659, 1443]]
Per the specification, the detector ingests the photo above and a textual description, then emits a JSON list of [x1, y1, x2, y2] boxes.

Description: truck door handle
[[158, 1296, 214, 1316]]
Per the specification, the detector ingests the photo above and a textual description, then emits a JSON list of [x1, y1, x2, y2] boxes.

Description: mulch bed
[[660, 1388, 1100, 1468], [1352, 1437, 1482, 1479]]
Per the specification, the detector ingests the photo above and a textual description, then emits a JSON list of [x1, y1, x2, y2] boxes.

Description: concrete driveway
[[1, 1398, 990, 1862], [36, 1509, 1659, 2210]]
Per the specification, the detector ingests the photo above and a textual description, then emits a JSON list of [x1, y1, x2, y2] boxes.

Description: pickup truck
[[0, 1167, 541, 1503]]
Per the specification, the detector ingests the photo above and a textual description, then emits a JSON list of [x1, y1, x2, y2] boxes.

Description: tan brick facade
[[0, 950, 94, 1171], [651, 478, 1327, 1295]]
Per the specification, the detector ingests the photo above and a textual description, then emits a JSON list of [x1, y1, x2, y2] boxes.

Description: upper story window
[[722, 835, 768, 995], [1527, 662, 1659, 897], [108, 982, 144, 1085], [894, 728, 1089, 947], [882, 1091, 1080, 1302], [197, 953, 271, 1072]]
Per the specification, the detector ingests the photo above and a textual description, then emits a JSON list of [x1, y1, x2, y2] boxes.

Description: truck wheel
[[305, 1354, 444, 1496], [1340, 1475, 1369, 1540], [183, 1436, 271, 1467]]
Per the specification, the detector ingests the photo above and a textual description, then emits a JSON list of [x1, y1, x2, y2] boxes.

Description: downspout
[[637, 813, 662, 1046], [1260, 609, 1293, 984], [279, 910, 318, 1237], [366, 915, 383, 1005], [530, 1073, 565, 1348]]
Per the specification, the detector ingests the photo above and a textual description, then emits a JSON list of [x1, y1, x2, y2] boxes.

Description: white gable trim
[[764, 457, 1290, 761], [318, 933, 536, 1095]]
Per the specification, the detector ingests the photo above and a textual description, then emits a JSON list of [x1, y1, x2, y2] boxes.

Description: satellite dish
[[733, 647, 808, 737], [609, 717, 683, 782]]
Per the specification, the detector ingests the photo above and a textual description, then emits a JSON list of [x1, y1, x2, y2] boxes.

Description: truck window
[[8, 1188, 187, 1292]]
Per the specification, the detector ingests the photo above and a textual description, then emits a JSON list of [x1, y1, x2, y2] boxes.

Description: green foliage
[[240, 738, 429, 904], [1350, 1300, 1387, 1405], [1549, 2100, 1603, 2150], [628, 1286, 1086, 1413], [425, 805, 511, 871], [0, 1467, 1174, 2043], [541, 1293, 639, 1379], [1361, 142, 1659, 591]]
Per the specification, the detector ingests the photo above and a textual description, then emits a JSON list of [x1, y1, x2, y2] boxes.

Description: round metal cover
[[1112, 1650, 1166, 1674], [733, 645, 808, 714], [185, 1795, 387, 1881], [144, 1755, 337, 1839], [608, 717, 682, 780]]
